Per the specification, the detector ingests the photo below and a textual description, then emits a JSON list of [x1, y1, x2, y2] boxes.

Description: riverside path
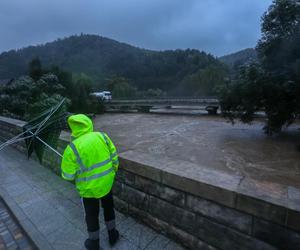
[[0, 146, 184, 250]]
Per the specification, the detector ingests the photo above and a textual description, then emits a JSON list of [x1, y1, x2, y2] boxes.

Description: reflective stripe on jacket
[[61, 114, 119, 198]]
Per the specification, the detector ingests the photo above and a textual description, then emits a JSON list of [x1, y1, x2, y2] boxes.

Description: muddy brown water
[[92, 113, 300, 188]]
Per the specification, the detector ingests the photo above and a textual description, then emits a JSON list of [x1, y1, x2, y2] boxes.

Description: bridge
[[104, 98, 220, 114]]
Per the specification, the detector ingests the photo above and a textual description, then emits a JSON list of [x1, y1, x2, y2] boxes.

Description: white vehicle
[[90, 91, 112, 101]]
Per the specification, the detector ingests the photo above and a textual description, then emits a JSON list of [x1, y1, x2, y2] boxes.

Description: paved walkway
[[0, 147, 184, 250], [0, 198, 36, 250]]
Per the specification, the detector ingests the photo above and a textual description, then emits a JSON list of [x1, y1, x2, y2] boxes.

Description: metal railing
[[105, 98, 219, 106]]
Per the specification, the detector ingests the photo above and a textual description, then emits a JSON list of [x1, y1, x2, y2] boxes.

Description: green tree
[[106, 76, 137, 98], [113, 82, 137, 98], [48, 65, 73, 97], [28, 57, 42, 81], [0, 76, 33, 118], [218, 0, 300, 134], [142, 88, 166, 98], [257, 0, 300, 78], [182, 65, 227, 96], [70, 73, 93, 112], [0, 74, 66, 120]]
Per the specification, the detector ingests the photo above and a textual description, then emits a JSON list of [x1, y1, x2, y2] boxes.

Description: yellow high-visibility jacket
[[61, 114, 119, 198]]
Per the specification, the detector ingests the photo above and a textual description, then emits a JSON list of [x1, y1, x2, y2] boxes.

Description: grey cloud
[[0, 0, 272, 56]]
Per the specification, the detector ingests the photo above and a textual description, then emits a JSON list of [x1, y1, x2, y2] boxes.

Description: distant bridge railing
[[111, 95, 218, 100], [106, 98, 219, 105], [104, 98, 220, 114]]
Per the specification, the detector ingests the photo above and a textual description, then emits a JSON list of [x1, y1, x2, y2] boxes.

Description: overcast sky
[[0, 0, 272, 56]]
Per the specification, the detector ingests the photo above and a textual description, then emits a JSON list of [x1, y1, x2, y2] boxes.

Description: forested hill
[[0, 34, 227, 95], [219, 48, 257, 69]]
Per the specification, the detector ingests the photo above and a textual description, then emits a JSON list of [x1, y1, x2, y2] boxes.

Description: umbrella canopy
[[0, 98, 69, 162]]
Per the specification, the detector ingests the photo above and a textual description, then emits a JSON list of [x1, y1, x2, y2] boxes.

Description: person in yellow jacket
[[61, 114, 119, 250]]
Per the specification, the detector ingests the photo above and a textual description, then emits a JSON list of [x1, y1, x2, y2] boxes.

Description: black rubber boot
[[108, 229, 119, 246], [84, 238, 100, 250]]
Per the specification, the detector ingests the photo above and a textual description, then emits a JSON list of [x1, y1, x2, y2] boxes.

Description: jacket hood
[[68, 114, 93, 138]]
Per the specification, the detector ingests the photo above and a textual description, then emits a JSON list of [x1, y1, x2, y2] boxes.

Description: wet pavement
[[92, 113, 300, 188], [0, 147, 184, 250], [0, 198, 36, 250]]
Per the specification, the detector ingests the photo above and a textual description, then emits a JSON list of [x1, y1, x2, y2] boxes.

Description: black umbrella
[[0, 98, 69, 162]]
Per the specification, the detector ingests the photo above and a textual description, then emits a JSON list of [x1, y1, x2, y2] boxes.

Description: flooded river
[[93, 113, 300, 188]]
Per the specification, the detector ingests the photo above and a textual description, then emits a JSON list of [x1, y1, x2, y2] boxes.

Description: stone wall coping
[[118, 150, 300, 222], [119, 150, 300, 231], [0, 116, 26, 127]]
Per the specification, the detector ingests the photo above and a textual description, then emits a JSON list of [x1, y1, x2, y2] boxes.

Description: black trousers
[[82, 191, 116, 237]]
